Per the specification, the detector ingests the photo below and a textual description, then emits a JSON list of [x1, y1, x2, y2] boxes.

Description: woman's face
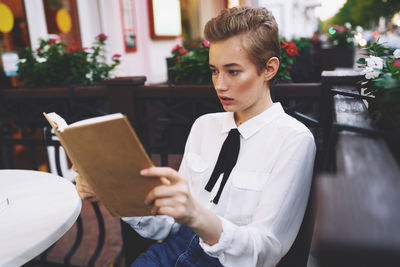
[[209, 35, 273, 124]]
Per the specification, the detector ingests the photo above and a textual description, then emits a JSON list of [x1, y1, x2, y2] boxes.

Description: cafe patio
[[1, 0, 399, 267]]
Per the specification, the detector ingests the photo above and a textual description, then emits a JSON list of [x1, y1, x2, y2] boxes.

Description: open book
[[43, 112, 161, 217]]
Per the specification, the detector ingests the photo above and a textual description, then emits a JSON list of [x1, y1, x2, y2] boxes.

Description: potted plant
[[18, 33, 121, 87], [286, 37, 322, 82], [324, 24, 355, 69], [167, 38, 211, 85], [357, 41, 400, 160], [277, 39, 299, 82]]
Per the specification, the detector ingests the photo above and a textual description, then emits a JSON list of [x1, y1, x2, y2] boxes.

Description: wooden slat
[[315, 173, 400, 267], [315, 85, 400, 267], [321, 68, 363, 86], [1, 85, 108, 98], [273, 83, 322, 98], [333, 86, 372, 130]]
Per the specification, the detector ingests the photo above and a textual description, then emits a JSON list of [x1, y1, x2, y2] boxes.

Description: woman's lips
[[219, 96, 234, 105]]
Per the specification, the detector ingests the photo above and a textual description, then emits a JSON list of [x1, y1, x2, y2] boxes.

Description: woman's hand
[[142, 166, 223, 245], [141, 167, 199, 226], [73, 165, 99, 202]]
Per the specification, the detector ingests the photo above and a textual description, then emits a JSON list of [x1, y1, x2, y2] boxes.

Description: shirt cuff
[[121, 215, 177, 240], [121, 216, 147, 230], [199, 216, 236, 258]]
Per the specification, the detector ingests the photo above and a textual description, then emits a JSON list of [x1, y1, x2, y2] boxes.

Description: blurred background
[[1, 0, 399, 86], [1, 1, 400, 267]]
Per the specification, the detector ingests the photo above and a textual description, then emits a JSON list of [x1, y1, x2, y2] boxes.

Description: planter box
[[321, 47, 355, 70]]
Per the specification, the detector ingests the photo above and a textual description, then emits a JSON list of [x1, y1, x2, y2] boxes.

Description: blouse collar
[[221, 102, 285, 139]]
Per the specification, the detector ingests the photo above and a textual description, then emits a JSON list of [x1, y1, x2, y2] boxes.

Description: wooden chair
[[277, 171, 316, 267]]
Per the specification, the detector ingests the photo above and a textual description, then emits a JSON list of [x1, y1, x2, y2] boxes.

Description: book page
[[69, 113, 124, 128], [46, 112, 69, 132], [46, 112, 124, 132]]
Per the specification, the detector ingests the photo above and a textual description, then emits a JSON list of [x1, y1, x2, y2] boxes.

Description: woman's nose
[[213, 74, 227, 91]]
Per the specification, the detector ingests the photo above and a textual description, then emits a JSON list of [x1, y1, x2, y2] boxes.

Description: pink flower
[[394, 60, 400, 67], [96, 33, 108, 41], [333, 25, 345, 34], [112, 54, 121, 59], [180, 48, 189, 55], [202, 40, 210, 47], [172, 44, 182, 53]]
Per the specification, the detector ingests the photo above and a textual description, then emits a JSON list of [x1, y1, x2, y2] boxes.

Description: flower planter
[[289, 50, 322, 82], [369, 102, 400, 163], [321, 47, 355, 70]]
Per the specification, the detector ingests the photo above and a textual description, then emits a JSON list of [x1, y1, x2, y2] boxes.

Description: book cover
[[44, 112, 161, 217]]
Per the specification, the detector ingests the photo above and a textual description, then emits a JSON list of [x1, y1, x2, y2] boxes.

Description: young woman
[[77, 6, 315, 267]]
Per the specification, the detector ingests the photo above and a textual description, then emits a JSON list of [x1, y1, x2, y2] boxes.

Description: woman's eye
[[210, 69, 218, 75], [228, 70, 239, 75]]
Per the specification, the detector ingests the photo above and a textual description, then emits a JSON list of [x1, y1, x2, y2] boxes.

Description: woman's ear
[[264, 57, 280, 82]]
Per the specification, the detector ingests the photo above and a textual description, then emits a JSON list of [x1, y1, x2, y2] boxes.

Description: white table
[[0, 169, 81, 267]]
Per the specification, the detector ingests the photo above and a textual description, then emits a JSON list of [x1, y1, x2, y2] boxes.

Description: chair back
[[276, 180, 316, 267]]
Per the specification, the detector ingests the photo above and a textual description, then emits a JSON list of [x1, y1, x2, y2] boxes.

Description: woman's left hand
[[141, 167, 199, 226]]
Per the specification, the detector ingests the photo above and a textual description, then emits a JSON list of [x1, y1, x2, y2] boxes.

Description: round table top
[[0, 169, 81, 267]]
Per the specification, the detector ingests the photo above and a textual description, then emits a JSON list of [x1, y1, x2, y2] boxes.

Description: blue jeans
[[131, 225, 223, 267]]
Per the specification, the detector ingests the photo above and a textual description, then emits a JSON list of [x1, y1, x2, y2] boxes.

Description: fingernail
[[140, 169, 148, 175]]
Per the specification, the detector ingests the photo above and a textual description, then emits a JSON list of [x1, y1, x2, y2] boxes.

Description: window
[[43, 0, 81, 48], [148, 0, 182, 39]]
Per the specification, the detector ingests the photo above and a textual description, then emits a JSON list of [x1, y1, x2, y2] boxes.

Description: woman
[[77, 6, 315, 267]]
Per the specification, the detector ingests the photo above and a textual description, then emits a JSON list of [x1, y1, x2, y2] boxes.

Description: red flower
[[49, 38, 58, 44], [69, 45, 79, 52], [285, 42, 298, 57], [112, 54, 121, 59], [286, 65, 292, 69], [394, 59, 400, 67], [96, 33, 108, 41], [281, 40, 289, 49]]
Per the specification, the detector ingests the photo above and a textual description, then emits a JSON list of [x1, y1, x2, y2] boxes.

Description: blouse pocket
[[185, 152, 210, 196], [225, 170, 270, 225]]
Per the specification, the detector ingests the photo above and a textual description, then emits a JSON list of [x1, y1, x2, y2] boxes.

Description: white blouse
[[123, 102, 316, 267]]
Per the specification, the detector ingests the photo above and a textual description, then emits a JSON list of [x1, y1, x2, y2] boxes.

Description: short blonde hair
[[204, 6, 280, 74]]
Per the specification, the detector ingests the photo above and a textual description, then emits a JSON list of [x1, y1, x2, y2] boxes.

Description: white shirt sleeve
[[199, 132, 316, 267]]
